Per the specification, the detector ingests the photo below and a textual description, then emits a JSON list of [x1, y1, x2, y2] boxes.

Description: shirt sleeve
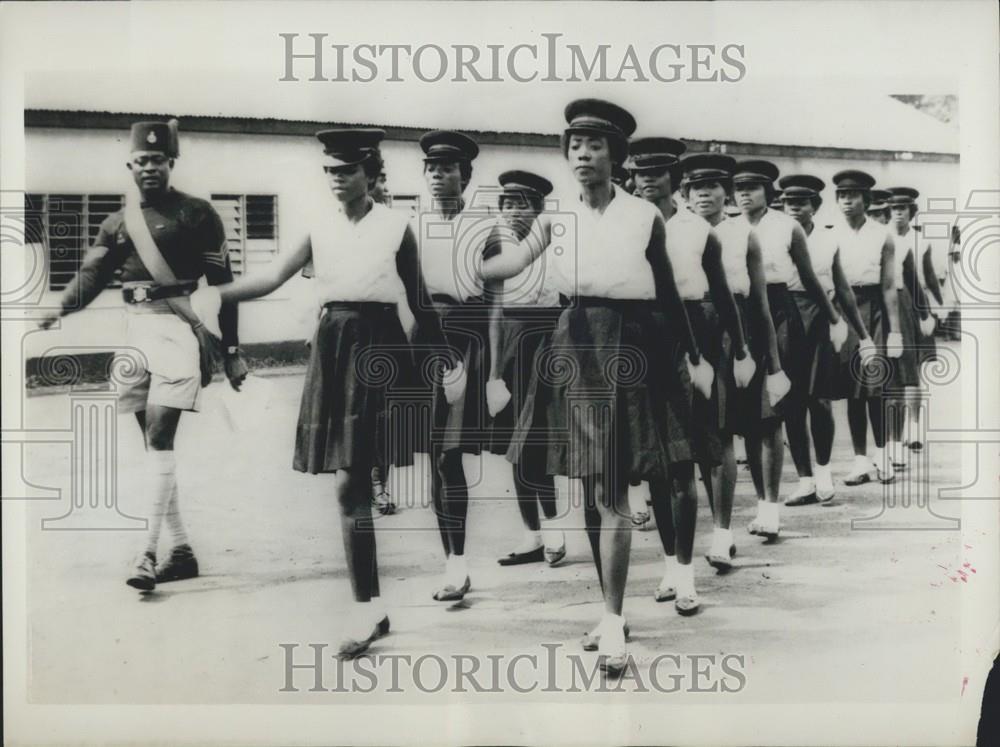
[[199, 202, 229, 271]]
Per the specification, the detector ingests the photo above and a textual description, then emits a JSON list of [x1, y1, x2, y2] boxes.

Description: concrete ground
[[18, 342, 968, 705]]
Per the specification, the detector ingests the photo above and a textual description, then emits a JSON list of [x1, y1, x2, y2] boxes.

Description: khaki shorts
[[116, 304, 201, 413]]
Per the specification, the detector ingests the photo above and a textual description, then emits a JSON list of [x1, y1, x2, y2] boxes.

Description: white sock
[[516, 530, 542, 552], [627, 482, 649, 514], [600, 611, 626, 635], [852, 454, 873, 473], [662, 553, 679, 579], [675, 562, 696, 598], [761, 501, 780, 526], [541, 524, 564, 549], [711, 527, 734, 554], [797, 475, 816, 494], [368, 598, 386, 625], [871, 446, 885, 470], [145, 451, 177, 557], [347, 602, 377, 639], [164, 482, 189, 548], [755, 498, 767, 518], [815, 463, 834, 492]]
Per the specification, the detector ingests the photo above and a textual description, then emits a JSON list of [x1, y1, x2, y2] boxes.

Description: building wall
[[24, 125, 958, 359]]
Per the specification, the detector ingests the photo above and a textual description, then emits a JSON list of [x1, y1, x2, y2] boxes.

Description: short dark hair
[[362, 149, 383, 182], [560, 131, 628, 166], [681, 177, 733, 201], [423, 158, 473, 189]]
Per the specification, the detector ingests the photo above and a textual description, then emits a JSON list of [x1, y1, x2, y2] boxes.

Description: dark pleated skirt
[[508, 297, 697, 481], [294, 302, 413, 474], [488, 306, 561, 458], [684, 299, 724, 464], [766, 283, 809, 415], [414, 296, 489, 455], [723, 293, 776, 432], [839, 284, 892, 399], [890, 287, 921, 389], [790, 290, 841, 400]]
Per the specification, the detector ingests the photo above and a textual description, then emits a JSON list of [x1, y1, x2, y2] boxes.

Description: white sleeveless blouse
[[837, 217, 891, 286], [417, 208, 491, 302], [309, 201, 409, 304], [740, 208, 798, 285], [665, 209, 712, 300], [892, 226, 922, 288], [788, 224, 836, 294], [715, 216, 752, 296], [548, 186, 660, 299]]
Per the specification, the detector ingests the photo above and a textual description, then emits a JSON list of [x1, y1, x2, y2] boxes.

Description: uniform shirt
[[664, 208, 712, 300], [892, 226, 923, 288], [548, 185, 659, 299], [715, 216, 752, 296], [417, 208, 491, 302], [736, 208, 798, 285], [483, 221, 561, 308], [309, 200, 409, 304], [788, 223, 836, 294], [836, 217, 892, 286], [88, 189, 229, 283]]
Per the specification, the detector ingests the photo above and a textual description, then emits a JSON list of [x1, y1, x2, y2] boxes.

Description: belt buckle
[[131, 286, 149, 303]]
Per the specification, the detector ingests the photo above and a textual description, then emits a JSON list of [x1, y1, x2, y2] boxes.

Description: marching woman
[[415, 130, 494, 602], [481, 99, 714, 674], [885, 187, 940, 466], [729, 161, 846, 538], [833, 170, 904, 485], [682, 153, 786, 553], [778, 175, 871, 505], [629, 141, 755, 593], [485, 170, 567, 567], [866, 189, 892, 225], [190, 128, 453, 658]]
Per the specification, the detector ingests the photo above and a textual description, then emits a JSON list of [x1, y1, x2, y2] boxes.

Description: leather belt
[[122, 281, 198, 304]]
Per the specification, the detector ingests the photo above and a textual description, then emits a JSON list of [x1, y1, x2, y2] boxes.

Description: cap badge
[[147, 131, 157, 144]]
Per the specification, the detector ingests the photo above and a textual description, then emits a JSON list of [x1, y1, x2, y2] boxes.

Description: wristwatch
[[226, 345, 240, 356]]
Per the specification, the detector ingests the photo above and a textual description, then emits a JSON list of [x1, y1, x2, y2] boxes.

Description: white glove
[[886, 331, 904, 358], [732, 351, 756, 389], [858, 337, 877, 363], [766, 370, 792, 406], [686, 354, 715, 399], [486, 378, 512, 417], [829, 316, 849, 353], [442, 361, 467, 405], [190, 285, 223, 338], [919, 315, 936, 337]]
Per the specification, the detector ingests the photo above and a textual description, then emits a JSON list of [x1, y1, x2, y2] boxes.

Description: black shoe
[[155, 544, 199, 583], [126, 552, 157, 591], [784, 491, 819, 507], [338, 615, 390, 660], [497, 546, 544, 566]]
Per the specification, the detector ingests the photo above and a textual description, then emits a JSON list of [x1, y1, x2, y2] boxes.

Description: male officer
[[39, 120, 247, 591]]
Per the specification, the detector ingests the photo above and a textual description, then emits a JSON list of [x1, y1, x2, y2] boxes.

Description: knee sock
[[145, 450, 176, 557]]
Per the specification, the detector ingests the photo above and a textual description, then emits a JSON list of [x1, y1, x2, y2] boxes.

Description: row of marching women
[[42, 98, 945, 677]]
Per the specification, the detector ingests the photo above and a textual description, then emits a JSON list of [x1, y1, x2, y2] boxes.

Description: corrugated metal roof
[[25, 71, 958, 155]]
